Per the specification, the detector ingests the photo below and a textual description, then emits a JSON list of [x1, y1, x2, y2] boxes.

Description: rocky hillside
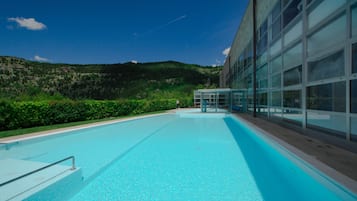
[[0, 56, 221, 100]]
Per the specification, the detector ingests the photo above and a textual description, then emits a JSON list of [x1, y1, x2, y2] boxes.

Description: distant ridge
[[0, 56, 221, 100]]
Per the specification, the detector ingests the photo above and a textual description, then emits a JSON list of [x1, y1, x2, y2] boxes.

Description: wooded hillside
[[0, 56, 221, 100]]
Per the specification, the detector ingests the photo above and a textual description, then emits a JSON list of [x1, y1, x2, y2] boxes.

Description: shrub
[[0, 98, 190, 131], [0, 101, 14, 130]]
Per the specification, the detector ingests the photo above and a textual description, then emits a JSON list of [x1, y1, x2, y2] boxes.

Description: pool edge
[[0, 112, 170, 144], [230, 114, 357, 196]]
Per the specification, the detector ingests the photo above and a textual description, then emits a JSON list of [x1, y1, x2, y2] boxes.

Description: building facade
[[221, 0, 357, 141], [193, 89, 231, 112]]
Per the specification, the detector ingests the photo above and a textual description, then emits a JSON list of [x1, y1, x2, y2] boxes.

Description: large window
[[352, 80, 357, 113], [351, 116, 357, 140], [283, 109, 302, 123], [307, 111, 346, 134], [238, 57, 243, 75], [260, 20, 267, 36], [257, 51, 267, 67], [257, 33, 268, 54], [271, 39, 282, 56], [243, 43, 252, 68], [257, 64, 267, 77], [284, 42, 302, 69], [272, 91, 282, 107], [271, 56, 282, 74], [272, 17, 281, 41], [282, 0, 290, 7], [272, 1, 281, 20], [307, 81, 346, 112], [271, 1, 281, 42], [257, 64, 268, 89], [353, 43, 357, 74], [353, 4, 357, 36], [257, 20, 268, 61], [283, 0, 302, 28], [244, 74, 252, 89], [308, 0, 346, 29], [284, 20, 302, 47], [272, 73, 281, 89], [284, 66, 302, 86], [258, 93, 268, 106], [283, 90, 301, 108], [308, 50, 344, 82], [308, 14, 346, 56]]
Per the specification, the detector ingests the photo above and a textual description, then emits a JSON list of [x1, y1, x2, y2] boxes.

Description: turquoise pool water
[[0, 113, 356, 201]]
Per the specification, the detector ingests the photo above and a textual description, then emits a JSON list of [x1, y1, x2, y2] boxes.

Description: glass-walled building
[[194, 89, 231, 112], [221, 0, 357, 141]]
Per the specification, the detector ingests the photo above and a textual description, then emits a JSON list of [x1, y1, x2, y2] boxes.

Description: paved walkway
[[236, 113, 357, 193]]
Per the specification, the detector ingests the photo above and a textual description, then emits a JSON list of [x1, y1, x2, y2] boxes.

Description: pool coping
[[233, 114, 357, 195]]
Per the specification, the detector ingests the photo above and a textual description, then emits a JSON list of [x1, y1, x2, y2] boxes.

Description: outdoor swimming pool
[[0, 112, 356, 201]]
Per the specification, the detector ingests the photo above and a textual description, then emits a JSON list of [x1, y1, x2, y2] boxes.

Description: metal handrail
[[0, 156, 76, 187]]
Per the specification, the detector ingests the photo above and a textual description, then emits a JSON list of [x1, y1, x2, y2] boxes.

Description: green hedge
[[0, 98, 193, 131]]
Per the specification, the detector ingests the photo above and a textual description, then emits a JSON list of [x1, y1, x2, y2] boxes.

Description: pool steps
[[0, 119, 176, 200], [0, 159, 83, 201]]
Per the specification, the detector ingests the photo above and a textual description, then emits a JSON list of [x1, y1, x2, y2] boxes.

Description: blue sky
[[0, 0, 248, 66]]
